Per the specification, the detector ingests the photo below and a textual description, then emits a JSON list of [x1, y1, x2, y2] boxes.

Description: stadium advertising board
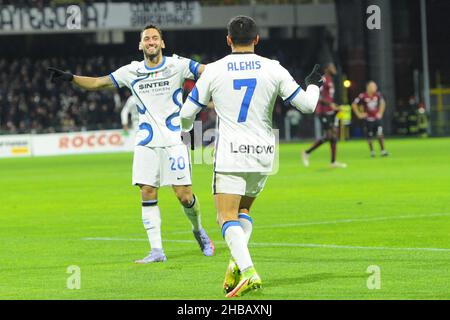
[[31, 130, 132, 156], [0, 2, 201, 33], [0, 134, 32, 158], [31, 130, 134, 156]]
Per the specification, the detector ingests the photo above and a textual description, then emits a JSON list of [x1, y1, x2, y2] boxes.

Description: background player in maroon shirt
[[302, 63, 347, 168], [352, 81, 389, 157]]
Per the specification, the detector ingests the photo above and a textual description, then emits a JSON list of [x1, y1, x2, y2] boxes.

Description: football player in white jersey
[[180, 16, 323, 297], [121, 94, 139, 134], [48, 25, 215, 263]]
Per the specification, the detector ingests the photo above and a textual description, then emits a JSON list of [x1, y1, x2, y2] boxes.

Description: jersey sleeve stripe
[[189, 60, 200, 80], [187, 95, 207, 108], [284, 86, 302, 103], [109, 73, 120, 88]]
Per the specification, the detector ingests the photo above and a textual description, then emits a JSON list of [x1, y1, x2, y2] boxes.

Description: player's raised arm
[[48, 67, 115, 90], [180, 88, 208, 132], [284, 64, 322, 113], [180, 70, 212, 132]]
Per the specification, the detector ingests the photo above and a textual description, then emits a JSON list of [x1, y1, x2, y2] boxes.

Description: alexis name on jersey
[[227, 60, 261, 71]]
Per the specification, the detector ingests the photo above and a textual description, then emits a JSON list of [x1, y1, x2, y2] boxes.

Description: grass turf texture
[[0, 137, 449, 300]]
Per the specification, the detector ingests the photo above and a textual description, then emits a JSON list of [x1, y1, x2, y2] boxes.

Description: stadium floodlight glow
[[343, 80, 352, 88]]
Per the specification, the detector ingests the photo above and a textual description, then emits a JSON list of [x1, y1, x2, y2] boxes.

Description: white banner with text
[[0, 130, 135, 158]]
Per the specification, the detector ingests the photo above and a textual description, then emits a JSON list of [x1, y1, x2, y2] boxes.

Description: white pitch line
[[256, 212, 450, 229], [167, 212, 450, 235], [81, 238, 450, 253]]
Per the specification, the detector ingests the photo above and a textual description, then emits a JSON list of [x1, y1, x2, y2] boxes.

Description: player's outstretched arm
[[48, 67, 115, 90], [180, 102, 201, 132], [288, 64, 322, 113], [181, 64, 212, 131], [72, 75, 115, 90], [290, 85, 320, 113]]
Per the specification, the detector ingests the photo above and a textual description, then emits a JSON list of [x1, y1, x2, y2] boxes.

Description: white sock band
[[222, 221, 253, 271]]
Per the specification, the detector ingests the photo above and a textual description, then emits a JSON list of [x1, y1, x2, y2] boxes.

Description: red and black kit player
[[302, 63, 347, 168], [352, 81, 389, 157]]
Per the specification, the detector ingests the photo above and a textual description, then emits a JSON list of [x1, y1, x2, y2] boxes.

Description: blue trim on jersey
[[130, 74, 156, 146], [165, 111, 181, 132], [238, 213, 253, 224], [130, 74, 150, 115], [189, 60, 200, 80], [130, 74, 150, 89], [188, 95, 207, 109], [165, 88, 184, 132], [284, 86, 302, 104], [144, 56, 166, 71], [109, 73, 119, 88], [187, 86, 206, 108], [191, 86, 199, 101], [136, 104, 146, 114], [172, 88, 183, 108], [137, 123, 154, 145], [221, 221, 241, 238]]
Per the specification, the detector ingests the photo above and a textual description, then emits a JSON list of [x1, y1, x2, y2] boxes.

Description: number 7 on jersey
[[233, 78, 257, 123]]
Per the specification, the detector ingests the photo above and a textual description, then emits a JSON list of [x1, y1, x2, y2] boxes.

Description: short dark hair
[[227, 16, 258, 46], [141, 24, 163, 40]]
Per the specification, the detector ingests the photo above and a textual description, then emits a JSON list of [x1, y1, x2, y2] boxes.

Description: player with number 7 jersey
[[47, 24, 215, 264], [180, 16, 322, 297]]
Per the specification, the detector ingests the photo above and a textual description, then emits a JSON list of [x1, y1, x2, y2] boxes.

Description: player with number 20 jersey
[[48, 25, 215, 265]]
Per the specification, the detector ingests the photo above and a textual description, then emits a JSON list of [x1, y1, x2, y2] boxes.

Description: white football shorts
[[212, 172, 269, 197], [132, 144, 192, 187]]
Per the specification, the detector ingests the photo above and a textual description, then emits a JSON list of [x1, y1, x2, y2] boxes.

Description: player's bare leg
[[329, 127, 347, 168], [173, 185, 214, 256], [238, 197, 256, 243], [303, 138, 326, 167], [378, 133, 389, 156], [216, 194, 261, 297], [223, 196, 256, 293], [135, 185, 167, 264], [367, 138, 375, 157]]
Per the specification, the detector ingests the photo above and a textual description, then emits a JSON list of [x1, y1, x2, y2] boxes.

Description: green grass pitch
[[0, 137, 449, 300]]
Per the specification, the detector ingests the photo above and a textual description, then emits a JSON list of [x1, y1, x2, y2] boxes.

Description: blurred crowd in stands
[[0, 56, 131, 134]]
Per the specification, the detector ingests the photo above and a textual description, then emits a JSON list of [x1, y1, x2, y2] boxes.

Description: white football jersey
[[185, 53, 301, 172], [110, 54, 200, 147]]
